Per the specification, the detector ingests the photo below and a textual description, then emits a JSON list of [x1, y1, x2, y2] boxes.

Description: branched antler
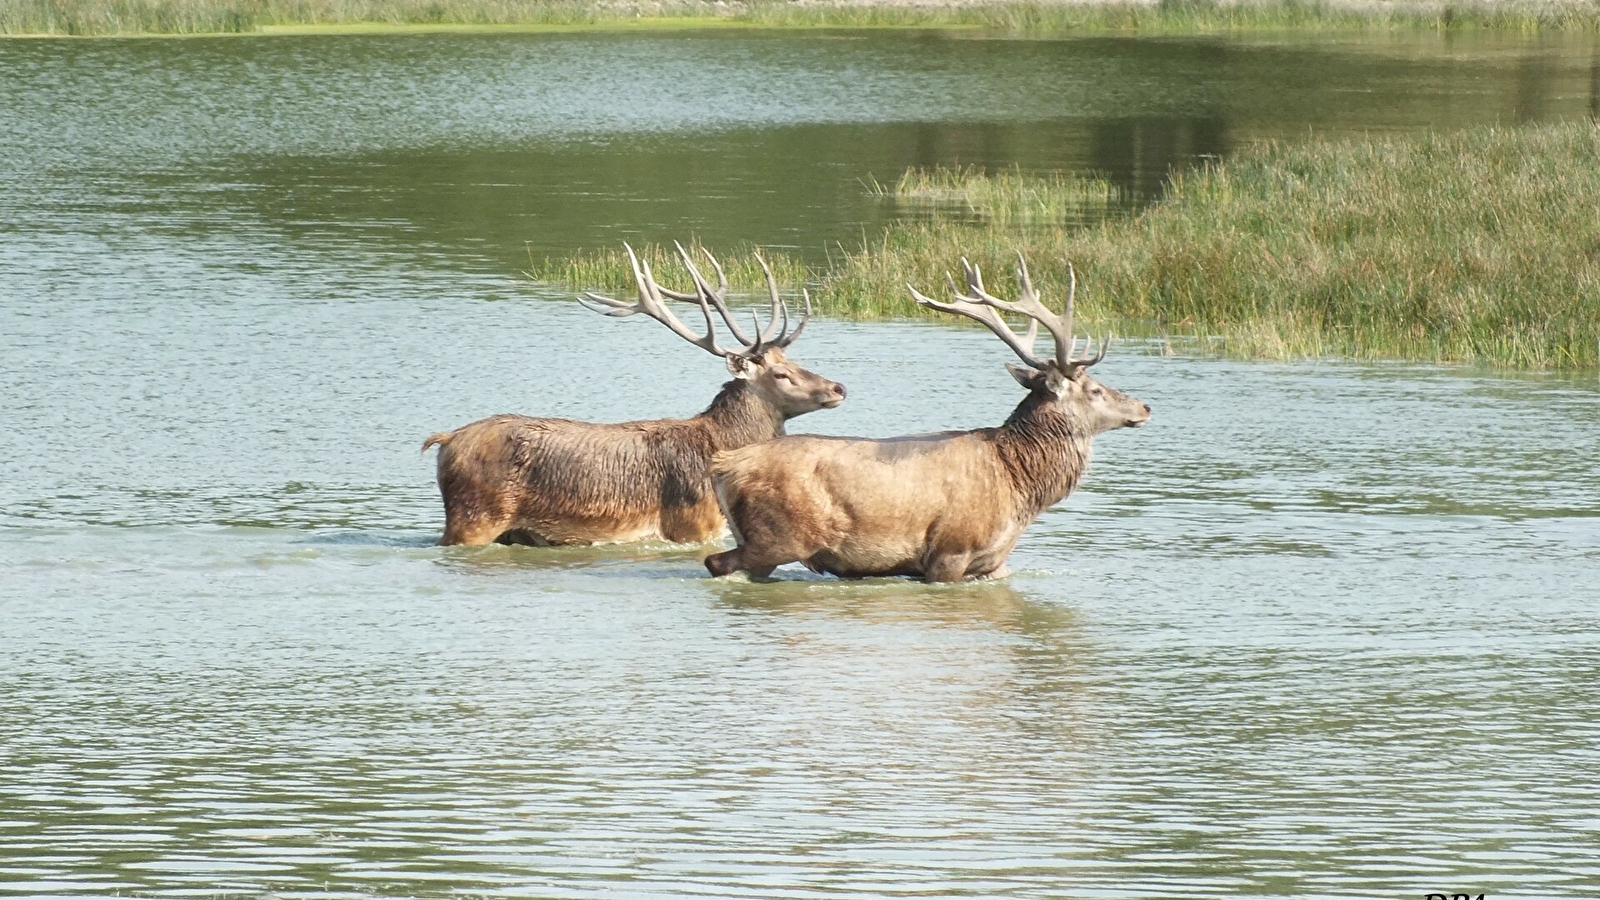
[[580, 243, 811, 357], [580, 243, 732, 356], [908, 252, 1107, 373]]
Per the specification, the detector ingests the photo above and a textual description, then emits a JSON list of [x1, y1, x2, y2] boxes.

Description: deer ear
[[725, 353, 756, 380], [1007, 363, 1071, 396], [1005, 362, 1043, 389]]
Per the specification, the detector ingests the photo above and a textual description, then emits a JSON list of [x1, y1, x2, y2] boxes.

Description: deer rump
[[433, 414, 724, 546], [711, 431, 1034, 580]]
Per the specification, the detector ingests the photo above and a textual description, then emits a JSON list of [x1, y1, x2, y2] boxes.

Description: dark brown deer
[[424, 243, 846, 546], [706, 253, 1148, 582]]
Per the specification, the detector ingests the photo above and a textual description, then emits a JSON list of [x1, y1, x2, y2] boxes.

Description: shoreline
[[5, 0, 1599, 39]]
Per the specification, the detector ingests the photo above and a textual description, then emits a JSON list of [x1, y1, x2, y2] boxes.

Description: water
[[3, 28, 1600, 899], [4, 30, 1599, 267]]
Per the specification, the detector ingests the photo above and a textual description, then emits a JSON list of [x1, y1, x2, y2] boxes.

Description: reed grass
[[537, 122, 1600, 369], [742, 0, 1600, 35], [6, 0, 1600, 37], [868, 167, 1128, 227], [828, 121, 1600, 369]]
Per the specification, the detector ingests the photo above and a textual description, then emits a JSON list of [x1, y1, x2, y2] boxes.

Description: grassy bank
[[6, 0, 1600, 37], [535, 122, 1600, 369]]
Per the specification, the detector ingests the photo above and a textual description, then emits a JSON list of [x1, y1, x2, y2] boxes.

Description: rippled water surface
[[3, 27, 1600, 900]]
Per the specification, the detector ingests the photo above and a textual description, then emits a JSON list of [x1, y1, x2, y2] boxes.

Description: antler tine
[[1054, 260, 1078, 370], [1016, 251, 1037, 299], [579, 243, 731, 358], [970, 253, 1092, 373], [1051, 263, 1106, 372], [752, 250, 787, 347], [770, 298, 790, 346], [586, 242, 813, 357], [945, 260, 1048, 367], [643, 248, 728, 356], [773, 289, 811, 348], [946, 265, 1001, 316], [672, 241, 758, 346], [918, 253, 1110, 373], [1016, 313, 1038, 358], [577, 290, 639, 315], [641, 241, 707, 304], [699, 246, 731, 296], [957, 258, 1005, 306], [578, 243, 652, 317], [1085, 333, 1110, 367], [953, 258, 1049, 360], [909, 280, 1052, 371], [962, 257, 984, 296]]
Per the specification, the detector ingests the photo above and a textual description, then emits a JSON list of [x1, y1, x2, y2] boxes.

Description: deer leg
[[439, 511, 509, 547], [705, 548, 741, 576], [440, 525, 504, 546], [660, 498, 725, 545], [921, 551, 974, 584], [705, 545, 791, 580], [709, 491, 821, 578]]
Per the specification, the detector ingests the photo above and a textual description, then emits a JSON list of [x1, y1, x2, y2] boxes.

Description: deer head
[[909, 253, 1149, 436], [580, 243, 845, 419]]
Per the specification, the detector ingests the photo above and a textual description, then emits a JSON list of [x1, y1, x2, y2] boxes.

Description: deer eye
[[772, 371, 791, 381], [1090, 387, 1104, 397]]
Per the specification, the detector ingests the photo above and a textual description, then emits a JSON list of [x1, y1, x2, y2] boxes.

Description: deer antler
[[909, 252, 1107, 373], [670, 242, 760, 347], [752, 249, 811, 350], [579, 243, 810, 357], [580, 243, 733, 357]]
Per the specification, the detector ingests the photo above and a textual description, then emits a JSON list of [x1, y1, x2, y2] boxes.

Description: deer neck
[[696, 380, 786, 451], [993, 391, 1094, 520]]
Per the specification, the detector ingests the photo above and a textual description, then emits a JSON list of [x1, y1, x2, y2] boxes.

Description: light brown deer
[[706, 253, 1149, 582], [424, 243, 846, 547]]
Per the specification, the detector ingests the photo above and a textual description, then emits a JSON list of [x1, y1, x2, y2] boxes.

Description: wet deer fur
[[424, 244, 845, 547], [706, 253, 1149, 583]]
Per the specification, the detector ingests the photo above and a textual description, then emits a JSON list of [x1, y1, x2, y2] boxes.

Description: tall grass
[[825, 121, 1600, 369], [537, 122, 1600, 369], [0, 0, 611, 34], [6, 0, 1600, 37], [743, 0, 1600, 35], [869, 167, 1128, 228]]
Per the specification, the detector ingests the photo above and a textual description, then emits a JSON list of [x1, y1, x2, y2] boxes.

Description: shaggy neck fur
[[696, 380, 786, 451], [993, 389, 1094, 520]]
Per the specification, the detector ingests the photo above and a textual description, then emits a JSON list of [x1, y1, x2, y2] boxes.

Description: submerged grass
[[6, 0, 1600, 37], [539, 122, 1600, 369]]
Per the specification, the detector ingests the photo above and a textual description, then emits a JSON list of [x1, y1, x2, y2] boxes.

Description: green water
[[2, 28, 1599, 899]]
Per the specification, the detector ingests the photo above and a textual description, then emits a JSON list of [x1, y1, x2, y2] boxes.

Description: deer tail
[[421, 431, 454, 454]]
